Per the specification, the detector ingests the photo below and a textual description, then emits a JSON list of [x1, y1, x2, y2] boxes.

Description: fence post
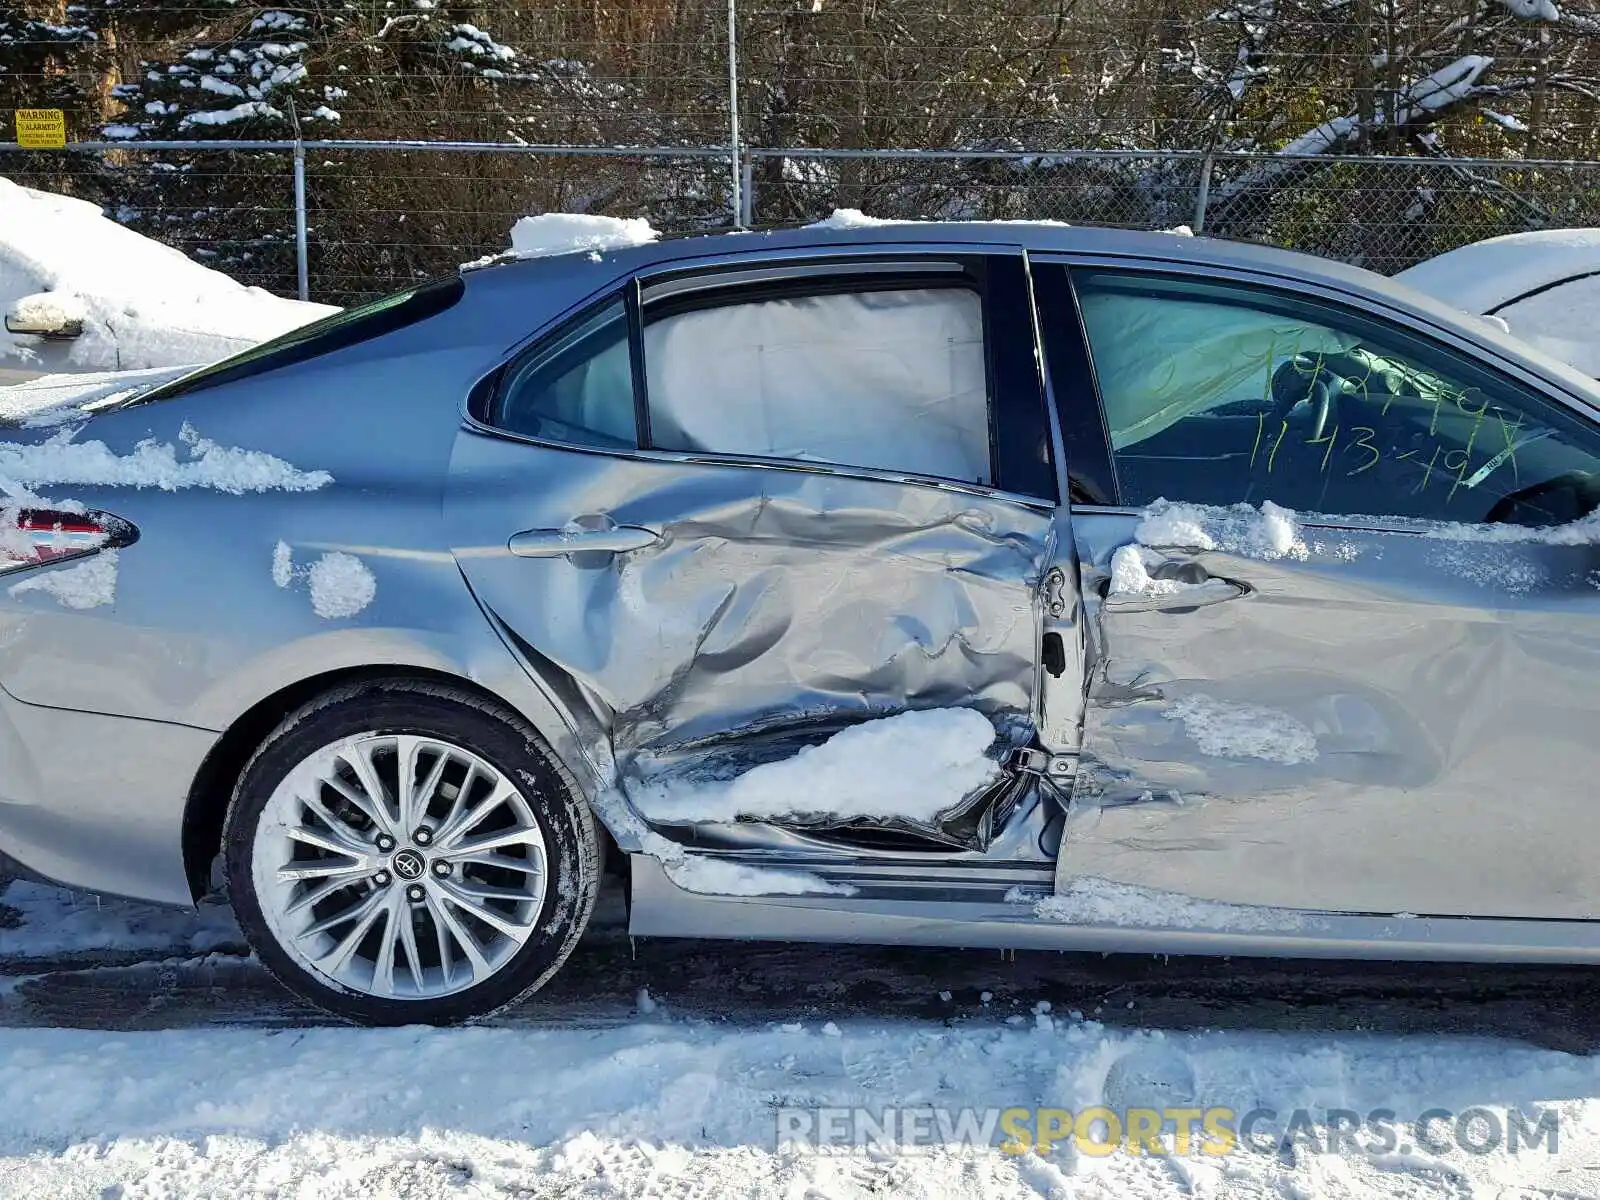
[[291, 140, 310, 301], [1192, 151, 1214, 235], [727, 0, 742, 228], [740, 150, 755, 227]]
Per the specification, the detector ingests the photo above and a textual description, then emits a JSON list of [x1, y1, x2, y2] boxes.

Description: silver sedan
[[2, 222, 1598, 1024]]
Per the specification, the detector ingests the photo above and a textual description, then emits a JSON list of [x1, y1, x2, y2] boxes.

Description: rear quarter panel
[[0, 270, 606, 786]]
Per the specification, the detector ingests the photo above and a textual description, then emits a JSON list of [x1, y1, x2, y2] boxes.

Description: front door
[[448, 247, 1077, 821], [1035, 260, 1600, 919]]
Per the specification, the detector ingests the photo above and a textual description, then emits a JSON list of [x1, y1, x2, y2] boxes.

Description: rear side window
[[492, 298, 636, 448], [643, 287, 993, 485]]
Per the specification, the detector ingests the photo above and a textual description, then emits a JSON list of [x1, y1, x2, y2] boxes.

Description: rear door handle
[[509, 524, 661, 559]]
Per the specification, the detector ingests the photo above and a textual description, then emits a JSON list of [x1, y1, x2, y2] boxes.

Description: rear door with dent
[[448, 244, 1079, 821]]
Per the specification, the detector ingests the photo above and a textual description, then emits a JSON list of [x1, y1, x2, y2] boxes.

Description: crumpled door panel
[[449, 431, 1052, 776], [1063, 510, 1600, 920]]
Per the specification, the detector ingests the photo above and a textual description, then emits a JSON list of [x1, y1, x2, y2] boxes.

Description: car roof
[[469, 220, 1600, 411]]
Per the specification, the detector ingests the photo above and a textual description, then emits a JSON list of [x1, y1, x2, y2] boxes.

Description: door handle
[[1101, 548, 1251, 613], [509, 524, 661, 559], [1102, 576, 1249, 613]]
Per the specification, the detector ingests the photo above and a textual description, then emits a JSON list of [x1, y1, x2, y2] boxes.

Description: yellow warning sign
[[14, 109, 66, 148]]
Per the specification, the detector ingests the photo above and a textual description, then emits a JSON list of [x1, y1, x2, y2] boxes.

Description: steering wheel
[[1269, 356, 1333, 443], [1484, 471, 1600, 527]]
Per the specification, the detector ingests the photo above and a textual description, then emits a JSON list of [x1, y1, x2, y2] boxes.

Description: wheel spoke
[[397, 901, 426, 993], [281, 864, 371, 896], [434, 778, 515, 849], [411, 746, 451, 828], [318, 894, 388, 973], [436, 880, 536, 940], [443, 823, 543, 861], [286, 870, 366, 915], [393, 735, 426, 836], [370, 893, 402, 997], [298, 886, 383, 942], [343, 741, 395, 829], [298, 788, 374, 854], [449, 850, 544, 876], [324, 771, 389, 835], [286, 824, 369, 863], [429, 893, 456, 984], [443, 877, 541, 907], [430, 890, 493, 978]]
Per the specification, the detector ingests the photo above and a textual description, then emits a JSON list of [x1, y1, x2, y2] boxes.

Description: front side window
[[642, 286, 994, 486], [1073, 270, 1600, 526], [492, 297, 637, 448]]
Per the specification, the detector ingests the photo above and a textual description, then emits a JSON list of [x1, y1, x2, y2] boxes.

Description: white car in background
[[1395, 228, 1600, 376], [0, 177, 333, 379]]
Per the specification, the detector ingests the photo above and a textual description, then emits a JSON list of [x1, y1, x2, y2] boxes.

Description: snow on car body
[[1, 220, 1598, 1024], [1396, 227, 1600, 376]]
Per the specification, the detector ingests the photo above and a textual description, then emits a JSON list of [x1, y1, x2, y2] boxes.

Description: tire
[[224, 680, 599, 1025]]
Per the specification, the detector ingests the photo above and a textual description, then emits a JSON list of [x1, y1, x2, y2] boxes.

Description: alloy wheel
[[251, 733, 549, 1000]]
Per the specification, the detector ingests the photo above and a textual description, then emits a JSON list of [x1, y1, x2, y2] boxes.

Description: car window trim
[[1025, 256, 1119, 505], [481, 286, 641, 447], [624, 278, 652, 448], [458, 411, 1057, 511]]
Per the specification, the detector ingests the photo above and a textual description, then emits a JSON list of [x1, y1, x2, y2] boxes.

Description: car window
[[492, 297, 637, 448], [642, 286, 994, 486], [1073, 270, 1600, 527]]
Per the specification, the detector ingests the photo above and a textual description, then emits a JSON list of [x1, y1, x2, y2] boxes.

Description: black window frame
[[476, 252, 1060, 505], [1028, 259, 1119, 506]]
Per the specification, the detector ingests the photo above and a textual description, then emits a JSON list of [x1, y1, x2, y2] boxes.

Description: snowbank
[[630, 708, 1002, 826], [0, 177, 335, 372], [0, 881, 241, 959]]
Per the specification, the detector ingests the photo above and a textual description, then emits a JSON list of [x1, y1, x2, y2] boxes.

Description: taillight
[[0, 508, 135, 574]]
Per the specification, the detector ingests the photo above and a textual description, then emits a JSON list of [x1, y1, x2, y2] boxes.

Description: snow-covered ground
[[3, 875, 1600, 1199]]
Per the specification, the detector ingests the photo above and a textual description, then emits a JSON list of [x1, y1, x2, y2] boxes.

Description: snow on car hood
[[1395, 228, 1600, 315], [1395, 229, 1600, 376], [0, 178, 336, 372]]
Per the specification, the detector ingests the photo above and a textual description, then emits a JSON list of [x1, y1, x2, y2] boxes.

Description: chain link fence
[[8, 140, 1600, 305]]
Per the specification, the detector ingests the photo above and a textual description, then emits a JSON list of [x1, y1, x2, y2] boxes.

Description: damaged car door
[[448, 247, 1075, 838], [1035, 260, 1600, 920]]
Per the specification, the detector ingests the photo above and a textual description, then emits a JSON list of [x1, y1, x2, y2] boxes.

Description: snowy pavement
[[5, 878, 1600, 1197]]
